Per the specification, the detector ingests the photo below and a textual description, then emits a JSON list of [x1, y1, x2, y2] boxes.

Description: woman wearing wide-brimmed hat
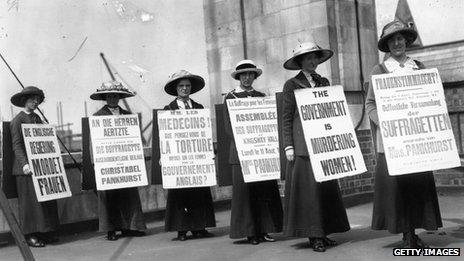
[[162, 70, 216, 241], [90, 81, 147, 241], [224, 60, 283, 245], [282, 43, 350, 252], [365, 20, 442, 248], [9, 86, 60, 247]]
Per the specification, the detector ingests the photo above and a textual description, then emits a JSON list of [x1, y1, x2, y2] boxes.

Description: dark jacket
[[223, 89, 266, 164], [163, 99, 204, 110], [11, 111, 43, 176], [282, 71, 330, 156]]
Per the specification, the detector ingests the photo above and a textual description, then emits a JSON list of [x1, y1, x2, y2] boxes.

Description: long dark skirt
[[371, 154, 442, 234], [98, 187, 146, 232], [230, 165, 283, 239], [284, 156, 350, 238], [16, 176, 59, 235], [165, 187, 216, 232]]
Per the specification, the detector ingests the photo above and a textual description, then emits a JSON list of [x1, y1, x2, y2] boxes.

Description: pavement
[[1, 193, 463, 261]]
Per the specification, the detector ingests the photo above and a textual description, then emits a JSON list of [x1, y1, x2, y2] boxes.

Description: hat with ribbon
[[164, 70, 205, 96], [230, 59, 263, 80], [90, 80, 135, 100], [378, 20, 418, 52], [11, 86, 45, 107], [283, 42, 333, 70]]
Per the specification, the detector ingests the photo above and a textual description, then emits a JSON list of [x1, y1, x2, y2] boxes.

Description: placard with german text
[[89, 114, 148, 190], [372, 68, 460, 175]]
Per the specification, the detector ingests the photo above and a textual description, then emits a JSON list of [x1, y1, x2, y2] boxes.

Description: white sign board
[[89, 114, 148, 190], [294, 86, 367, 182], [372, 68, 460, 175], [22, 124, 72, 201], [227, 97, 281, 183], [158, 109, 217, 189]]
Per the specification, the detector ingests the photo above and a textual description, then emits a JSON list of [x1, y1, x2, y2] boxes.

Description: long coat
[[223, 90, 283, 238], [365, 61, 443, 234], [93, 105, 146, 232], [282, 71, 350, 238], [10, 111, 59, 234], [163, 99, 216, 232]]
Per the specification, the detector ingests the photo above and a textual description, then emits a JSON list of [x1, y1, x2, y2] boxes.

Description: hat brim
[[90, 91, 135, 101], [164, 75, 205, 96], [231, 68, 262, 80], [283, 49, 333, 70], [10, 89, 45, 107], [378, 28, 417, 52]]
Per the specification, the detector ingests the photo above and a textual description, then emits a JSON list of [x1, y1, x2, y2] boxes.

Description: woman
[[90, 81, 147, 240], [163, 70, 216, 241], [282, 43, 350, 252], [366, 20, 442, 248], [10, 86, 59, 247], [224, 60, 283, 245]]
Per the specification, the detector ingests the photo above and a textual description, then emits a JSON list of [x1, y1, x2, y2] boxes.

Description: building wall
[[204, 0, 379, 198]]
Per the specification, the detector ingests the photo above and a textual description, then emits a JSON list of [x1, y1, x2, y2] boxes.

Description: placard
[[371, 68, 460, 175], [22, 124, 72, 201], [294, 86, 367, 182], [226, 97, 281, 183], [89, 114, 148, 190], [158, 109, 217, 189]]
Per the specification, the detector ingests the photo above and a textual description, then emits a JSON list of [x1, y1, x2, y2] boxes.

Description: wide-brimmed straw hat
[[90, 80, 135, 100], [378, 20, 417, 52], [10, 86, 45, 107], [164, 70, 205, 96], [284, 42, 333, 70], [231, 60, 262, 80]]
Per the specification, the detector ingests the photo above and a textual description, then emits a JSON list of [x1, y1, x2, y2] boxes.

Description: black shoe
[[107, 231, 118, 241], [247, 236, 259, 245], [414, 235, 429, 248], [38, 232, 59, 244], [323, 237, 337, 246], [402, 232, 418, 248], [260, 234, 276, 242], [121, 230, 146, 237], [312, 238, 326, 252], [193, 229, 214, 238], [26, 235, 46, 247], [177, 232, 187, 241]]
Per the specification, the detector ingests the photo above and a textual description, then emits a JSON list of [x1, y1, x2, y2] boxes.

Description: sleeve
[[10, 116, 29, 173], [223, 93, 234, 137], [282, 80, 296, 149], [365, 65, 385, 125]]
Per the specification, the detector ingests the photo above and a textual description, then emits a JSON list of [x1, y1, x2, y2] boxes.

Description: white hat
[[231, 59, 263, 80], [283, 42, 333, 70]]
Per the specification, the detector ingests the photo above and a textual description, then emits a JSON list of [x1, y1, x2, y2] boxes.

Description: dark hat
[[284, 42, 333, 70], [164, 70, 205, 96], [90, 80, 135, 100], [378, 20, 418, 52], [231, 60, 262, 80], [10, 86, 45, 107]]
